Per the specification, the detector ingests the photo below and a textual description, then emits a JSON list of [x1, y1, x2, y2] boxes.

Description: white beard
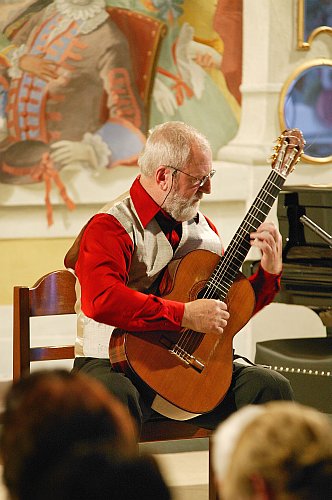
[[163, 190, 201, 222]]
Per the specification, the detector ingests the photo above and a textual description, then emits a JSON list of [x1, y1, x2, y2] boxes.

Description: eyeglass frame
[[163, 165, 216, 188]]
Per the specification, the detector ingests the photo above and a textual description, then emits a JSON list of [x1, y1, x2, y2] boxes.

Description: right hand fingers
[[182, 299, 230, 335]]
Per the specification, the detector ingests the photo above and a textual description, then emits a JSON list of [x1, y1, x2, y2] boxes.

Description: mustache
[[193, 192, 203, 202]]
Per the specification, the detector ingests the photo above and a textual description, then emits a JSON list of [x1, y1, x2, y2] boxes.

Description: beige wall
[[0, 238, 74, 304]]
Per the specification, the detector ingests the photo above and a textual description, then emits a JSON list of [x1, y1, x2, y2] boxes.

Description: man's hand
[[19, 54, 58, 81], [250, 222, 282, 274], [181, 299, 229, 336]]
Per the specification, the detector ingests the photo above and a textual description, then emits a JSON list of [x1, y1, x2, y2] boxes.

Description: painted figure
[[0, 0, 146, 188]]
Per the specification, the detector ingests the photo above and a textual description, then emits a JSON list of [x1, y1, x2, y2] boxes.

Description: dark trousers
[[73, 357, 294, 431]]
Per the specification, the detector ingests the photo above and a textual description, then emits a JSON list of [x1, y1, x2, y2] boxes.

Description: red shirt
[[75, 177, 281, 331]]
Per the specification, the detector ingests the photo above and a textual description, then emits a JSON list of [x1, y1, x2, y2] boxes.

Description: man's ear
[[155, 165, 172, 191], [250, 474, 273, 500]]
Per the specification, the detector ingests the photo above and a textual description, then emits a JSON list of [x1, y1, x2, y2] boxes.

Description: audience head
[[0, 369, 138, 499], [138, 121, 211, 177], [32, 444, 171, 500], [213, 401, 332, 500]]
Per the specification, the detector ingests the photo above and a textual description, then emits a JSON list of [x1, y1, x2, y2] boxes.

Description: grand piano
[[244, 185, 332, 413]]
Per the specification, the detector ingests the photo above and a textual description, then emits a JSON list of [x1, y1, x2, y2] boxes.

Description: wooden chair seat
[[13, 269, 216, 499]]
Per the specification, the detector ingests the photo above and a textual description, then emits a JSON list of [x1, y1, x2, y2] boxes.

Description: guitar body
[[110, 249, 255, 417]]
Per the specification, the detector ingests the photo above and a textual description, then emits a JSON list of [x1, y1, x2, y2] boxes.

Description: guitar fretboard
[[204, 170, 286, 301]]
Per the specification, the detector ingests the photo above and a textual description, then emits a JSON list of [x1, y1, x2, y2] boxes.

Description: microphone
[[160, 169, 176, 208], [300, 215, 332, 248]]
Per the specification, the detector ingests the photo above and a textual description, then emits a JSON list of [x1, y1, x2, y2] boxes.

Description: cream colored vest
[[75, 192, 222, 358]]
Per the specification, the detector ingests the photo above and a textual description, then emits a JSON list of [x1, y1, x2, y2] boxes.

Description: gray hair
[[138, 121, 211, 176]]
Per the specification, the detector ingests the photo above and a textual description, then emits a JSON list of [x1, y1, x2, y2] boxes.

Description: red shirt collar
[[130, 176, 160, 228], [129, 175, 200, 228]]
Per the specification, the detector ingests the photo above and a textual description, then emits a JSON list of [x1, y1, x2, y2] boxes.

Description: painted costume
[[0, 0, 146, 183]]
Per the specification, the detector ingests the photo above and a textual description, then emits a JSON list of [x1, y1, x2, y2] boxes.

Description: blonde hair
[[214, 401, 332, 500], [138, 121, 211, 176]]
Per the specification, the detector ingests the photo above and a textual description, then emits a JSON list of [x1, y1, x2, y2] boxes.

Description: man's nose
[[199, 178, 212, 194]]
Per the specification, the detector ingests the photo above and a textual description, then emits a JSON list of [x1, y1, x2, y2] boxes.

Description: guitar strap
[[233, 353, 256, 367]]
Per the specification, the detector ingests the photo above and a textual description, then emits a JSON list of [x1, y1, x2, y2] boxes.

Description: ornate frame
[[297, 0, 332, 50], [279, 59, 332, 164]]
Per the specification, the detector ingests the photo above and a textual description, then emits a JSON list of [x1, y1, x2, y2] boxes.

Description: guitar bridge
[[171, 347, 205, 373], [159, 336, 205, 372]]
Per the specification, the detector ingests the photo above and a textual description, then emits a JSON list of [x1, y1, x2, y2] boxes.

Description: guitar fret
[[256, 198, 272, 210], [258, 189, 276, 203], [244, 217, 259, 228], [252, 206, 268, 218], [266, 179, 281, 189], [210, 274, 233, 288]]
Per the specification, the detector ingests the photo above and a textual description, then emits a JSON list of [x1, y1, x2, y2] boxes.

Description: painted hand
[[19, 54, 58, 81], [50, 141, 98, 170]]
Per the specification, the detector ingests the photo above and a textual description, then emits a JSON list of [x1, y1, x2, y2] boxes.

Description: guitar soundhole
[[197, 286, 219, 300]]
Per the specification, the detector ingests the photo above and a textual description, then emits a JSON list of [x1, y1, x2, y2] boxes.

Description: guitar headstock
[[271, 128, 305, 178]]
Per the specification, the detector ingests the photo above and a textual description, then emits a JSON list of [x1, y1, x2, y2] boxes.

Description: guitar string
[[173, 141, 300, 359], [172, 170, 284, 361], [173, 155, 286, 358], [173, 138, 302, 358], [172, 171, 283, 359]]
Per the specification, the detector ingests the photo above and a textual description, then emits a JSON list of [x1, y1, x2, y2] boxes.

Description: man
[[65, 121, 293, 429]]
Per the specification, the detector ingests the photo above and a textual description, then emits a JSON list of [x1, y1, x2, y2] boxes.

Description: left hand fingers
[[250, 222, 280, 243], [250, 223, 282, 253], [250, 223, 283, 275]]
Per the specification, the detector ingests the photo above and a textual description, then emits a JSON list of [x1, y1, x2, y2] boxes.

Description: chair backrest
[[13, 269, 76, 381]]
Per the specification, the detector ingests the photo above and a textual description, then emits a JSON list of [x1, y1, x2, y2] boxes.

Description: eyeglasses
[[166, 166, 216, 188]]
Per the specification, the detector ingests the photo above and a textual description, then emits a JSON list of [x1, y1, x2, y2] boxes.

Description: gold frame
[[297, 0, 332, 50], [279, 59, 332, 164]]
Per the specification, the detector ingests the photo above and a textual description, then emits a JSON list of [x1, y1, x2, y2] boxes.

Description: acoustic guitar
[[109, 129, 305, 420]]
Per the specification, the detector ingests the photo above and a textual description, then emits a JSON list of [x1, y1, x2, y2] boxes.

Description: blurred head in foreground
[[213, 401, 332, 500], [0, 369, 138, 499]]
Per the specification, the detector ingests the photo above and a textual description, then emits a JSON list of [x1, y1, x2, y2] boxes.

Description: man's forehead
[[188, 153, 212, 169]]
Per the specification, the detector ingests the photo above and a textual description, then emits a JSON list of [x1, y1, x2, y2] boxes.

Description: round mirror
[[279, 59, 332, 164]]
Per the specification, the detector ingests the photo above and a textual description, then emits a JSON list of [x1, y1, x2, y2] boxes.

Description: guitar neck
[[206, 170, 286, 301]]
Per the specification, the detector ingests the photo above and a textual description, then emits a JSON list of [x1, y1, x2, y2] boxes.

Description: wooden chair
[[13, 269, 217, 500]]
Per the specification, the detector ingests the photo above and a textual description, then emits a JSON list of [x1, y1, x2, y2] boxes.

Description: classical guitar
[[109, 129, 305, 420]]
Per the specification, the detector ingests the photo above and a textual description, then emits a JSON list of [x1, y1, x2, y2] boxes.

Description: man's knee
[[251, 366, 294, 402]]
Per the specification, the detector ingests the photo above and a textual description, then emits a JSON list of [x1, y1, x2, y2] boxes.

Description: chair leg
[[208, 437, 218, 500]]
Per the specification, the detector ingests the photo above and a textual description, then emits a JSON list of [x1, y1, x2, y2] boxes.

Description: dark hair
[[31, 445, 171, 500], [0, 369, 137, 499]]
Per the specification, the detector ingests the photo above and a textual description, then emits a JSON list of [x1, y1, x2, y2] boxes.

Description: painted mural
[[0, 0, 242, 224]]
